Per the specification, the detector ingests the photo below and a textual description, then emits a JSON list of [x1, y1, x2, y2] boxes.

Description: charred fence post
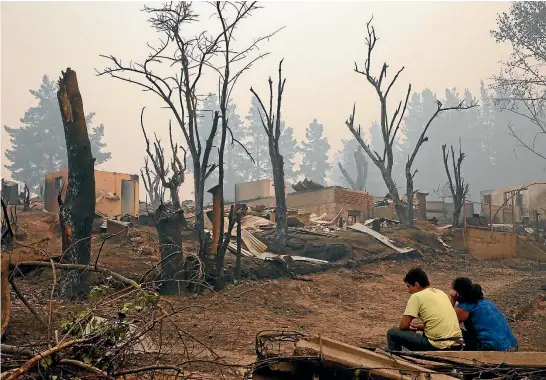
[[56, 68, 96, 299]]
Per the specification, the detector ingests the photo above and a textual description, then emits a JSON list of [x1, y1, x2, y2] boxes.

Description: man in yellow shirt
[[386, 268, 463, 351]]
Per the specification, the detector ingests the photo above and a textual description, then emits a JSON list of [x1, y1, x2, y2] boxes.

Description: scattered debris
[[349, 223, 415, 253]]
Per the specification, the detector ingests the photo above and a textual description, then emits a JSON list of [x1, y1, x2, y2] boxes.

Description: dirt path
[[167, 259, 546, 365]]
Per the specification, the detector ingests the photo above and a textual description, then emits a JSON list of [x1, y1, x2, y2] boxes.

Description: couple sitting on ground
[[387, 268, 518, 352]]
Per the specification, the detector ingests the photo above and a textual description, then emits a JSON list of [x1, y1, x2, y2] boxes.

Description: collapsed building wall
[[454, 227, 546, 262], [44, 169, 140, 217], [235, 185, 373, 224], [481, 183, 546, 224]]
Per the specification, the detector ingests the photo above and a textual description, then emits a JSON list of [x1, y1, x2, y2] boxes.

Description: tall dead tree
[[213, 2, 255, 289], [56, 68, 96, 299], [442, 141, 470, 227], [98, 2, 277, 267], [250, 60, 288, 251], [141, 111, 187, 295], [338, 148, 368, 191], [345, 18, 477, 224]]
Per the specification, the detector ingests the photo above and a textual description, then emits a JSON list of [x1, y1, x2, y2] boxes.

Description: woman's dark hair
[[453, 277, 484, 303], [404, 267, 430, 287]]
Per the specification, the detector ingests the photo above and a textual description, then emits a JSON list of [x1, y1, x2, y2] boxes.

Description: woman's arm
[[454, 307, 470, 323]]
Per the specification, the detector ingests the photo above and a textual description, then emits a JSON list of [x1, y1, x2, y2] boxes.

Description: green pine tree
[[3, 75, 111, 193]]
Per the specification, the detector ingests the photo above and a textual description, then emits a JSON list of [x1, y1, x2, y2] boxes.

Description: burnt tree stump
[[154, 204, 185, 295], [57, 68, 96, 300]]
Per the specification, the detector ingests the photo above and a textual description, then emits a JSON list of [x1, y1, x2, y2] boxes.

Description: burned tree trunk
[[56, 68, 95, 300], [270, 146, 288, 248], [442, 141, 470, 227], [251, 60, 288, 251], [154, 204, 185, 295], [354, 149, 368, 191], [338, 148, 368, 191]]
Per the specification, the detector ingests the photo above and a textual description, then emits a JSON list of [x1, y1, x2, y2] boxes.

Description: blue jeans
[[386, 327, 437, 351]]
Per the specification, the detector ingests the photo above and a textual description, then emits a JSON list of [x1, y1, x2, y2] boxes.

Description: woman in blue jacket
[[449, 277, 518, 352]]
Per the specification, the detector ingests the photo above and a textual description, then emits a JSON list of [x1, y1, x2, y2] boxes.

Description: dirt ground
[[2, 210, 546, 375]]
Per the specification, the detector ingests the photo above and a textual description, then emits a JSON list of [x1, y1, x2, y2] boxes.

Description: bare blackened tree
[[98, 2, 277, 265], [56, 68, 96, 300], [250, 60, 288, 251], [442, 140, 470, 227], [212, 2, 256, 288], [491, 2, 546, 161], [345, 18, 478, 224], [141, 109, 187, 295], [140, 157, 166, 212], [338, 148, 368, 191]]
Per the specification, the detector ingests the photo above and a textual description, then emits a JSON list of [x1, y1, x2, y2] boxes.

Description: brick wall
[[334, 187, 372, 222], [235, 187, 377, 222]]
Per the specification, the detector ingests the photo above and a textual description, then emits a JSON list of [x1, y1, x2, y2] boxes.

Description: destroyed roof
[[292, 178, 325, 192]]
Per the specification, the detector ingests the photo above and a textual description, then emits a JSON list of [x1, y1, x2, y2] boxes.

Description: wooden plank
[[348, 223, 415, 253], [297, 336, 454, 380], [241, 229, 267, 254], [415, 351, 546, 367]]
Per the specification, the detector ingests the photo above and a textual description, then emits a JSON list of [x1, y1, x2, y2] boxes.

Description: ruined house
[[426, 200, 475, 224], [234, 179, 373, 224], [372, 191, 429, 222], [481, 182, 546, 224], [44, 169, 140, 218], [1, 180, 19, 205]]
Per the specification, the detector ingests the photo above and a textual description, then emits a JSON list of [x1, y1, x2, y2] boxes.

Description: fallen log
[[9, 261, 138, 287]]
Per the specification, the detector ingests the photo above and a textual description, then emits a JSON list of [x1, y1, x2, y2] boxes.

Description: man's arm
[[399, 315, 414, 330], [400, 294, 419, 330]]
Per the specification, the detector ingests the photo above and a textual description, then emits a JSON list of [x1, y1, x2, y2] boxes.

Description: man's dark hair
[[404, 267, 430, 287]]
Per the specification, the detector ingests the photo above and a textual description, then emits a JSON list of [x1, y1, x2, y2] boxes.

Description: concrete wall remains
[[460, 227, 546, 262], [235, 186, 372, 223], [465, 228, 517, 260], [44, 169, 140, 217], [234, 179, 273, 202]]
